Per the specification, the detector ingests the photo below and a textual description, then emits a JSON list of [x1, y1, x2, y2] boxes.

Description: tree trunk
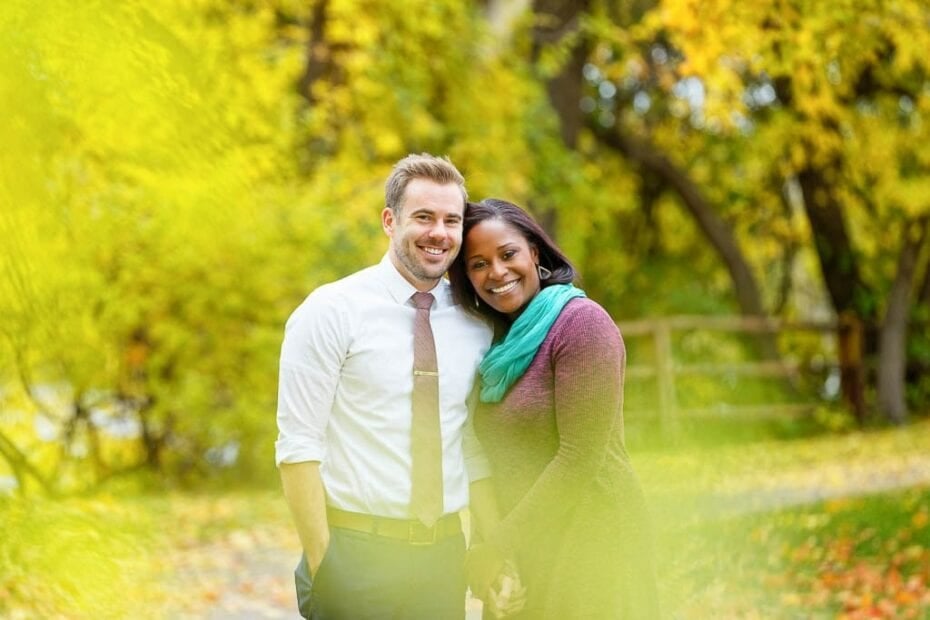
[[838, 311, 867, 425], [773, 176, 802, 315], [636, 169, 664, 259], [877, 217, 929, 424], [298, 0, 332, 105], [529, 0, 591, 234], [0, 427, 56, 497], [796, 158, 874, 420], [796, 163, 874, 321], [918, 241, 930, 307], [1, 343, 59, 496], [531, 0, 590, 150]]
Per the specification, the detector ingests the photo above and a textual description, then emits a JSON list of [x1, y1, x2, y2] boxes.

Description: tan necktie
[[410, 291, 443, 526]]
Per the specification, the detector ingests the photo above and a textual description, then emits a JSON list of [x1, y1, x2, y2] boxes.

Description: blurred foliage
[[1, 0, 313, 492], [0, 495, 160, 617], [1, 0, 930, 492], [581, 0, 930, 316]]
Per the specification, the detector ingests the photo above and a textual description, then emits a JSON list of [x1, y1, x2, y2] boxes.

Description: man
[[276, 154, 493, 619]]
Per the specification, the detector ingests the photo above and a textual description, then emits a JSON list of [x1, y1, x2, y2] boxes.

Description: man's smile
[[420, 245, 446, 256]]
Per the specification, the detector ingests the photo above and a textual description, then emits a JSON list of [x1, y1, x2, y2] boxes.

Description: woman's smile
[[489, 279, 521, 295]]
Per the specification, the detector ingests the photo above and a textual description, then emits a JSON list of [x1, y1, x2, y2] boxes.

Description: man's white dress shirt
[[275, 254, 493, 519]]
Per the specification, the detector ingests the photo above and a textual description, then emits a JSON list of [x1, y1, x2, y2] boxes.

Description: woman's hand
[[484, 561, 527, 618], [465, 542, 505, 601], [466, 545, 527, 618]]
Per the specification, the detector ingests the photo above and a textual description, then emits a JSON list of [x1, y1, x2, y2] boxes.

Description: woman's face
[[464, 218, 540, 320]]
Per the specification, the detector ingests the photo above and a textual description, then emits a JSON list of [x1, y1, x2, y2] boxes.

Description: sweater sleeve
[[489, 299, 625, 553]]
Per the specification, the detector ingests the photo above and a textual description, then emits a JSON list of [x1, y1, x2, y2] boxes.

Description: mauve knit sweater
[[475, 298, 659, 619]]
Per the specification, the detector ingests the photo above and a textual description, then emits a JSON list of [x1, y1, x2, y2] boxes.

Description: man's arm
[[468, 478, 526, 617], [468, 477, 501, 542], [466, 478, 503, 599], [280, 461, 330, 576], [276, 289, 350, 573], [463, 381, 504, 592]]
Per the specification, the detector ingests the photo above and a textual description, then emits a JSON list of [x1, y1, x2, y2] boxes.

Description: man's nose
[[427, 221, 447, 239]]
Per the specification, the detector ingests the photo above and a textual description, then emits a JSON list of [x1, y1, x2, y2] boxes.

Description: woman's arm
[[488, 301, 625, 554]]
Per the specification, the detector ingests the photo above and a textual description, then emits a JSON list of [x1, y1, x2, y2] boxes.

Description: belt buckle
[[407, 520, 438, 545]]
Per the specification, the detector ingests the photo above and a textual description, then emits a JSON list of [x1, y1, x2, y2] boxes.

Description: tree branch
[[591, 125, 768, 317]]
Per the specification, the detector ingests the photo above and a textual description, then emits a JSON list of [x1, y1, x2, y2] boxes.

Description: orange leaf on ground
[[912, 511, 929, 530]]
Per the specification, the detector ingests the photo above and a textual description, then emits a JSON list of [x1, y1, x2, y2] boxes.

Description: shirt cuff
[[275, 436, 326, 467], [465, 453, 492, 482]]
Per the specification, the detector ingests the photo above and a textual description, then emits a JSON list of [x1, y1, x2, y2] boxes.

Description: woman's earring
[[537, 264, 552, 280], [474, 294, 480, 308]]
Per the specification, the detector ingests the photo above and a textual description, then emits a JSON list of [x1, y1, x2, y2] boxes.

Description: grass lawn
[[656, 486, 930, 618], [634, 418, 930, 618]]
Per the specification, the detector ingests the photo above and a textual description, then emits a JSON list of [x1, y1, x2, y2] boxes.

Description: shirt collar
[[378, 253, 453, 308]]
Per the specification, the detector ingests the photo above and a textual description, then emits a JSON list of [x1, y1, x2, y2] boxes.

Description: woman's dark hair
[[449, 198, 577, 329]]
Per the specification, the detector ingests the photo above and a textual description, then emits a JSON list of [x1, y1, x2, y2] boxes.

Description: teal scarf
[[478, 284, 586, 403]]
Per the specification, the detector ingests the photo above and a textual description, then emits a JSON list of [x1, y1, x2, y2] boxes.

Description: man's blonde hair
[[384, 153, 467, 215]]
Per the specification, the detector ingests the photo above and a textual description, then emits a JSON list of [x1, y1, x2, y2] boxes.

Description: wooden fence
[[617, 315, 846, 433]]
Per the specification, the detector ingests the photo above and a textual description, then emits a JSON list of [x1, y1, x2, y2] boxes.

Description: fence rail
[[617, 315, 842, 432]]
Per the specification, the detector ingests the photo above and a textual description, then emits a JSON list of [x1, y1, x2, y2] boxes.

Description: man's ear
[[382, 207, 395, 237]]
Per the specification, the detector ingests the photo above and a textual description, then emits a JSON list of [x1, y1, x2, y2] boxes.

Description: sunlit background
[[2, 0, 930, 617]]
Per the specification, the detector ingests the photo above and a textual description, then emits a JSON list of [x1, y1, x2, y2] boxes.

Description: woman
[[449, 199, 659, 619]]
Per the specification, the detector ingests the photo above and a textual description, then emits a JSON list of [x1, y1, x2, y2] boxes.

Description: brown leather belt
[[327, 507, 462, 545]]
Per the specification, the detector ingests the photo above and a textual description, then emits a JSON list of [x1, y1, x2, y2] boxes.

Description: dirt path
[[162, 522, 300, 619], [164, 521, 484, 619], [702, 453, 930, 519]]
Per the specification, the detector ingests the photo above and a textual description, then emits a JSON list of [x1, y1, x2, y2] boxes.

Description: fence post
[[654, 319, 677, 437], [838, 311, 866, 424]]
